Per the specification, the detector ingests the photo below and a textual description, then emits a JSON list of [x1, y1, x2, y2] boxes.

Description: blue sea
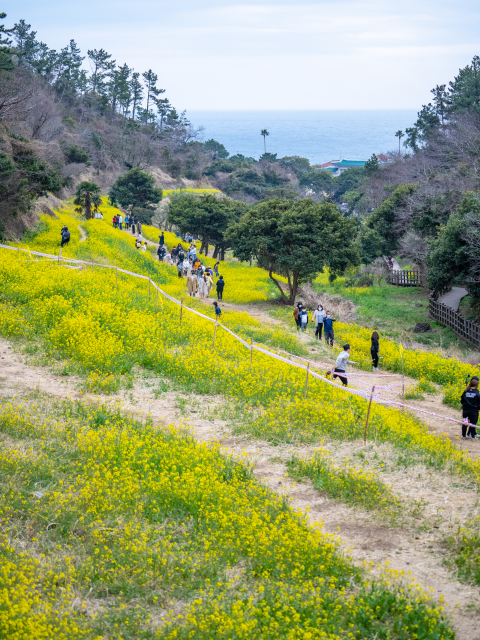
[[187, 110, 418, 165]]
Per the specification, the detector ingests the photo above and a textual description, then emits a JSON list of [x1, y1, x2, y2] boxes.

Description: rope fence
[[1, 243, 472, 431]]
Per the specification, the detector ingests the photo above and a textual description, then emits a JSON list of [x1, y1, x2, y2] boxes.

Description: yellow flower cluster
[[163, 187, 221, 196], [0, 398, 453, 639]]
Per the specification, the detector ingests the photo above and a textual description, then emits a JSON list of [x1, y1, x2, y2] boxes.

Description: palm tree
[[395, 130, 404, 155], [260, 129, 270, 153], [74, 181, 102, 220]]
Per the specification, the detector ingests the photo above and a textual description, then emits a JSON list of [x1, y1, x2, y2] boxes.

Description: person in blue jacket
[[323, 311, 336, 346]]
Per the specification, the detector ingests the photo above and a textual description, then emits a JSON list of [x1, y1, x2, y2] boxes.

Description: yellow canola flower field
[[0, 397, 454, 639], [20, 198, 281, 305], [1, 247, 479, 488], [162, 187, 222, 196]]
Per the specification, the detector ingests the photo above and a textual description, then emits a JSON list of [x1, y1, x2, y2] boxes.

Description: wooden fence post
[[304, 362, 310, 399], [364, 385, 375, 445]]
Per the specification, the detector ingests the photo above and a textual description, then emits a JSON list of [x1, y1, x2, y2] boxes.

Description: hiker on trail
[[213, 301, 222, 319], [141, 242, 147, 253], [194, 258, 201, 272], [137, 221, 142, 238], [159, 232, 165, 246], [214, 262, 220, 278], [117, 214, 123, 230], [216, 275, 225, 301], [182, 257, 190, 276], [124, 214, 129, 230], [461, 379, 480, 439], [112, 215, 117, 228], [177, 261, 183, 278], [60, 226, 70, 247], [205, 271, 213, 295], [300, 305, 309, 332], [157, 245, 163, 261], [187, 271, 198, 297], [312, 304, 325, 340], [135, 238, 141, 250], [371, 331, 380, 371], [199, 274, 209, 299], [131, 219, 136, 235], [323, 311, 336, 346], [293, 302, 302, 331], [333, 344, 358, 387]]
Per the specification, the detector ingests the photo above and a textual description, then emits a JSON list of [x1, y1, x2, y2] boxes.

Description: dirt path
[[78, 225, 87, 242], [1, 336, 480, 637], [439, 287, 469, 312]]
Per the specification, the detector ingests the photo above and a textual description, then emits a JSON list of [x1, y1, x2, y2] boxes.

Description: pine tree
[[0, 12, 15, 72], [129, 72, 143, 120], [87, 48, 115, 94], [142, 69, 165, 123]]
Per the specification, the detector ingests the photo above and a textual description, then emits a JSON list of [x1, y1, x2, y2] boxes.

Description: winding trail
[[1, 336, 480, 637], [439, 286, 469, 312]]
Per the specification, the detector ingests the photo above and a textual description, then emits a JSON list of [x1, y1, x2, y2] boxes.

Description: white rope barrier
[[0, 243, 469, 428]]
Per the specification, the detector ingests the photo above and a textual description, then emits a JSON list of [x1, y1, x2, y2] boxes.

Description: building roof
[[330, 159, 367, 168]]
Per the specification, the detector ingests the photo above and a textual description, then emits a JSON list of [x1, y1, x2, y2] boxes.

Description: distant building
[[320, 159, 367, 177]]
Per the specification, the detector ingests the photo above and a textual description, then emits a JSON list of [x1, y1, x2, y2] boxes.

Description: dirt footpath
[[1, 336, 480, 638]]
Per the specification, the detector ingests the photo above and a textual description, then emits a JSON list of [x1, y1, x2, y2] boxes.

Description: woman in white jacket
[[311, 305, 326, 340], [199, 274, 209, 298]]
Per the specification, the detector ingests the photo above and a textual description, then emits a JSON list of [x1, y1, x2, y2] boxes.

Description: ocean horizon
[[187, 109, 418, 165]]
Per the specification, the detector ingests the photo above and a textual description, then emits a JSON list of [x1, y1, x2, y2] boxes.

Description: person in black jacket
[[371, 331, 380, 371], [216, 275, 225, 301], [461, 378, 480, 439]]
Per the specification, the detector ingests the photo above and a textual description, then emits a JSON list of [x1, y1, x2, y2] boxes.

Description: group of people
[[113, 214, 143, 238], [293, 303, 336, 345]]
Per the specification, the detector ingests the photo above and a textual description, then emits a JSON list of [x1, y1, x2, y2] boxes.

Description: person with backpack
[[213, 301, 222, 319], [461, 379, 480, 439], [60, 226, 70, 247], [333, 344, 358, 387], [371, 331, 380, 371], [312, 304, 325, 340], [323, 311, 336, 346], [300, 305, 309, 332], [214, 262, 220, 278], [216, 275, 225, 301]]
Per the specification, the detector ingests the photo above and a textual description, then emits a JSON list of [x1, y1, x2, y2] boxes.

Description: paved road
[[438, 286, 468, 312]]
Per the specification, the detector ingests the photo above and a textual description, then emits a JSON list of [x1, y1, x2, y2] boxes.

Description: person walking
[[293, 302, 302, 331], [135, 238, 141, 250], [300, 305, 309, 332], [216, 275, 225, 301], [199, 274, 209, 299], [187, 270, 198, 297], [60, 226, 70, 247], [131, 219, 136, 235], [112, 215, 117, 228], [159, 232, 165, 246], [461, 379, 480, 439], [205, 271, 213, 295], [137, 220, 142, 238], [323, 311, 336, 346], [371, 331, 380, 371], [177, 261, 183, 278], [214, 261, 220, 278], [312, 304, 325, 340], [213, 301, 222, 319], [117, 214, 123, 230], [124, 214, 130, 230], [333, 344, 357, 387]]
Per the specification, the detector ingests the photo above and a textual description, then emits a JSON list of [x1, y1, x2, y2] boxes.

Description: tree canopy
[[74, 181, 101, 220], [225, 198, 359, 304], [109, 168, 162, 209], [168, 193, 247, 259]]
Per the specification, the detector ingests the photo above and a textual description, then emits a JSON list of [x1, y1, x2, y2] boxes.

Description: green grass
[[312, 274, 466, 351]]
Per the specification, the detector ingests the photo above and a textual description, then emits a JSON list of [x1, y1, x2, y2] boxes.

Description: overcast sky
[[5, 0, 480, 111]]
